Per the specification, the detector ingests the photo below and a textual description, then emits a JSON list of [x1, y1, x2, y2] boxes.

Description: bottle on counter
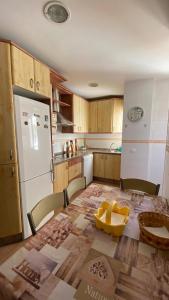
[[70, 140, 73, 154], [75, 139, 78, 152], [66, 141, 69, 156]]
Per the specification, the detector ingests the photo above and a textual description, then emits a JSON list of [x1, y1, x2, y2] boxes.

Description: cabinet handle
[[9, 149, 13, 161], [30, 78, 34, 88], [36, 81, 40, 91], [11, 167, 15, 177]]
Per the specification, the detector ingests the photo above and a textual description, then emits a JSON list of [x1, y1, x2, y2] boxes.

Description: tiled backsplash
[[52, 128, 85, 154], [85, 133, 122, 149], [52, 127, 122, 154]]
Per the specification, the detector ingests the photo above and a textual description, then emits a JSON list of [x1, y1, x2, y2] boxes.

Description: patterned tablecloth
[[0, 183, 169, 300]]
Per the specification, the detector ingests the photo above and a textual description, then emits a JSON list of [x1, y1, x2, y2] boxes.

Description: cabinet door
[[11, 45, 34, 92], [34, 60, 51, 97], [73, 95, 80, 132], [113, 99, 123, 132], [69, 162, 82, 181], [0, 164, 22, 238], [104, 154, 121, 180], [97, 100, 113, 133], [89, 101, 98, 132], [93, 153, 105, 178], [54, 162, 68, 193], [84, 100, 89, 132], [0, 43, 17, 164]]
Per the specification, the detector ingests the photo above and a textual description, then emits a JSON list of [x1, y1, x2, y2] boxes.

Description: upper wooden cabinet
[[73, 95, 89, 133], [34, 60, 51, 97], [11, 46, 35, 92], [89, 98, 123, 133], [97, 99, 113, 132], [11, 46, 51, 97], [89, 101, 98, 132]]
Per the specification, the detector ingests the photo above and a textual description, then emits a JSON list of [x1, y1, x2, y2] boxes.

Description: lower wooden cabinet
[[93, 153, 121, 181], [0, 164, 22, 238], [68, 157, 82, 182], [93, 154, 105, 178], [53, 162, 69, 193], [104, 154, 121, 180], [53, 158, 82, 192]]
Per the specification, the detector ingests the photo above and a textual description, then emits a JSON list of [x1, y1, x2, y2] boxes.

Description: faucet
[[109, 142, 116, 152]]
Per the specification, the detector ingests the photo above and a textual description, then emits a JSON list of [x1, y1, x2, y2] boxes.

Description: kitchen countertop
[[53, 148, 121, 165]]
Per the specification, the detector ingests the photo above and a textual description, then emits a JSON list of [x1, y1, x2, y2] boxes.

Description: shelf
[[52, 99, 71, 107]]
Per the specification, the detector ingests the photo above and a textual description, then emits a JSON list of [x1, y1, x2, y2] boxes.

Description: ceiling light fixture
[[43, 1, 70, 23], [88, 83, 98, 87]]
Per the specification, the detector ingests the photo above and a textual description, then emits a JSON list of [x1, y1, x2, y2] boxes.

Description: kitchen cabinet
[[89, 99, 123, 133], [113, 99, 123, 132], [11, 45, 35, 92], [0, 164, 22, 238], [53, 162, 69, 193], [0, 43, 17, 164], [11, 45, 51, 97], [104, 154, 121, 180], [93, 153, 121, 180], [34, 60, 51, 97], [89, 101, 98, 132], [93, 153, 105, 178], [73, 95, 89, 132], [97, 99, 113, 132], [68, 157, 82, 181]]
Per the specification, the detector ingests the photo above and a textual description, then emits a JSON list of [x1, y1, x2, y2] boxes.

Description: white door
[[21, 172, 53, 238], [14, 96, 52, 181]]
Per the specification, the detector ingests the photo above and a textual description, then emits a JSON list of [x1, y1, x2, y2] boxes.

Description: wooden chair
[[27, 192, 65, 235], [64, 177, 86, 206], [120, 178, 160, 196]]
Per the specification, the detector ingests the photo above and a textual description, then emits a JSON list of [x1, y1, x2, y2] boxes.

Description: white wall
[[148, 80, 169, 187], [121, 79, 153, 180], [121, 79, 169, 194]]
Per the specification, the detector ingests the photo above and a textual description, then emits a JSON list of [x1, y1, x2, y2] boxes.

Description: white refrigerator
[[14, 95, 53, 239]]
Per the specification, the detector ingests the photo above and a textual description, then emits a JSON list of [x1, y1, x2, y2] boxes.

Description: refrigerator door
[[20, 172, 53, 239], [14, 95, 52, 182]]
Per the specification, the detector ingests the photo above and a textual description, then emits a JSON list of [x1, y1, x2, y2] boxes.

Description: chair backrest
[[64, 177, 86, 205], [120, 178, 160, 196], [27, 192, 65, 235]]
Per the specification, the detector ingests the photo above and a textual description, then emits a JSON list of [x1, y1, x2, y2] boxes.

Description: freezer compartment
[[20, 172, 53, 239]]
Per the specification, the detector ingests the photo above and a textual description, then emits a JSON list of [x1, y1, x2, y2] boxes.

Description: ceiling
[[0, 0, 169, 98]]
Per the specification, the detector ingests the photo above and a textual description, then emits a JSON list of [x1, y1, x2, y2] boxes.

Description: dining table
[[0, 182, 169, 300]]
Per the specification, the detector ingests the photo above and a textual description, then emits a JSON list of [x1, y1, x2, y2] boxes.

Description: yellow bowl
[[94, 201, 130, 236]]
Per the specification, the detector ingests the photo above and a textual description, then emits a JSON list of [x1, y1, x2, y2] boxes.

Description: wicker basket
[[138, 212, 169, 250]]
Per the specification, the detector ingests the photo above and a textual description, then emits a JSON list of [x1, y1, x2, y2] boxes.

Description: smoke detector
[[43, 1, 70, 23]]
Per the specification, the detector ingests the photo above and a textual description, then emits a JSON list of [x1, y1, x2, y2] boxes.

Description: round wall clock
[[127, 106, 144, 122]]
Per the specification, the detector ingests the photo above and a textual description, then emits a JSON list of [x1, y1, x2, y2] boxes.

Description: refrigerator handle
[[50, 158, 54, 182]]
